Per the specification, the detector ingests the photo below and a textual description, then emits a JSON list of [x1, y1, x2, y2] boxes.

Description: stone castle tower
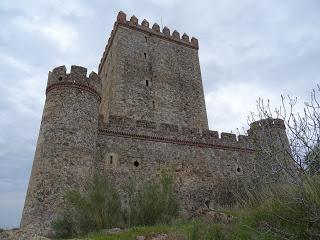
[[21, 11, 292, 236]]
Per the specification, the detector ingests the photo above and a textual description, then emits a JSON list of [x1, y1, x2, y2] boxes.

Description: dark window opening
[[110, 155, 113, 165], [58, 76, 63, 81], [146, 80, 149, 86], [204, 199, 210, 208], [144, 52, 147, 59], [152, 101, 155, 109], [134, 161, 139, 167], [145, 36, 148, 42], [236, 167, 241, 172]]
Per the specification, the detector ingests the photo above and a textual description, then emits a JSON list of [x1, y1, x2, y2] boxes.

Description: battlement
[[248, 118, 286, 134], [99, 115, 254, 151], [46, 65, 102, 101], [98, 11, 199, 74]]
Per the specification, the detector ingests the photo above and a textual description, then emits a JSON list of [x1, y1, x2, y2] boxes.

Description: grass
[[54, 222, 192, 240], [53, 175, 320, 240]]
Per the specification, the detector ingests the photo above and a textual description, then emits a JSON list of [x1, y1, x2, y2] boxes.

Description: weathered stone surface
[[0, 229, 49, 240], [136, 236, 146, 240], [20, 67, 102, 236], [21, 10, 292, 237], [103, 227, 123, 234]]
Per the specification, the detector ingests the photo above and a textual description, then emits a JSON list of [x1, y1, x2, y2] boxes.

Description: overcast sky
[[1, 0, 319, 228]]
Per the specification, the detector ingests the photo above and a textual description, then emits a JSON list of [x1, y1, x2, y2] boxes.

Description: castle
[[20, 11, 291, 236]]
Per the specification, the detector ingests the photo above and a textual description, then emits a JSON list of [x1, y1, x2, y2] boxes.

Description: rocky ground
[[0, 229, 49, 240], [135, 233, 186, 240]]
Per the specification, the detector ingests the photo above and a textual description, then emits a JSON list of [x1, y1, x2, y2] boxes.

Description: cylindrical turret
[[20, 65, 102, 236], [248, 118, 295, 183]]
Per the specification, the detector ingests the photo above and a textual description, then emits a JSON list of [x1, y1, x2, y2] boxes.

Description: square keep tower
[[98, 12, 209, 130]]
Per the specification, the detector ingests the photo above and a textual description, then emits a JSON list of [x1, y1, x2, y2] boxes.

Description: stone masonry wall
[[20, 11, 292, 237], [99, 12, 208, 129], [96, 115, 256, 211], [20, 66, 102, 236]]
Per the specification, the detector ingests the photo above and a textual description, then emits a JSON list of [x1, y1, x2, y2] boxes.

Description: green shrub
[[189, 220, 228, 240], [52, 174, 122, 238], [232, 175, 320, 239], [52, 173, 180, 238], [126, 173, 180, 227]]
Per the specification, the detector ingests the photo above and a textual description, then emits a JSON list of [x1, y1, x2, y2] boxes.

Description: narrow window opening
[[110, 155, 113, 165], [134, 161, 139, 167], [144, 52, 147, 59], [145, 36, 148, 42], [152, 101, 155, 109], [236, 167, 241, 173], [146, 80, 149, 86], [204, 199, 210, 209]]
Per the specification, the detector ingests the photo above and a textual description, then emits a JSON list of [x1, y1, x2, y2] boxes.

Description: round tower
[[248, 118, 295, 183], [20, 65, 102, 236]]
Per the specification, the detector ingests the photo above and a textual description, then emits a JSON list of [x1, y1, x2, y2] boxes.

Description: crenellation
[[52, 65, 66, 76], [129, 15, 138, 26], [220, 132, 237, 142], [172, 30, 180, 40], [182, 33, 190, 42], [47, 65, 102, 101], [141, 19, 149, 28], [203, 130, 219, 139], [273, 118, 286, 128], [238, 135, 249, 142], [249, 118, 286, 133], [152, 22, 160, 32], [70, 65, 87, 78], [99, 116, 255, 150], [191, 37, 199, 48], [162, 26, 170, 36], [117, 11, 126, 23], [98, 11, 200, 74], [22, 11, 292, 236]]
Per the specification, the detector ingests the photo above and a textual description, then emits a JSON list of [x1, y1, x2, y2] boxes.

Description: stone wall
[[20, 66, 102, 236], [98, 11, 208, 129], [20, 11, 292, 237], [97, 115, 256, 210]]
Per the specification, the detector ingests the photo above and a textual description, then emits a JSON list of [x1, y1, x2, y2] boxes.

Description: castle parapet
[[221, 132, 237, 142], [47, 65, 102, 101], [99, 10, 199, 74], [248, 118, 285, 136], [101, 115, 254, 150]]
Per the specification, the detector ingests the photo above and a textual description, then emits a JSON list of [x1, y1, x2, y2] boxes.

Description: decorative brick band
[[100, 129, 255, 153], [46, 82, 102, 102]]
